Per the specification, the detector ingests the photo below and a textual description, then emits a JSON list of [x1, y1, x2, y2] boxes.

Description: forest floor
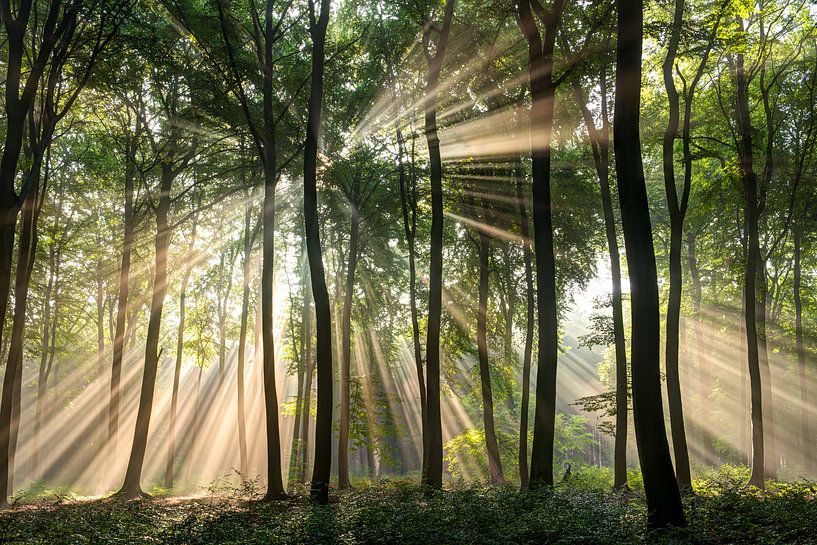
[[0, 471, 815, 544]]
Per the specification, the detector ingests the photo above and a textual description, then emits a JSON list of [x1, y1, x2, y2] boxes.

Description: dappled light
[[0, 0, 815, 542]]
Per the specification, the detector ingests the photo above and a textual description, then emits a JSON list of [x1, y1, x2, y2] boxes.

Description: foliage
[[444, 414, 595, 482], [2, 475, 817, 544]]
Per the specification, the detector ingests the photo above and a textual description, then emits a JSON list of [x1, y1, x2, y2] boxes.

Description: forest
[[0, 0, 815, 542]]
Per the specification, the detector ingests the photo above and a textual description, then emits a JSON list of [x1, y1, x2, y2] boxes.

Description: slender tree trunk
[[422, 0, 455, 492], [614, 0, 685, 526], [661, 0, 691, 488], [515, 160, 534, 491], [757, 267, 776, 479], [0, 35, 38, 356], [735, 35, 765, 488], [739, 282, 749, 466], [33, 195, 63, 480], [254, 0, 287, 501], [300, 261, 314, 483], [0, 174, 39, 505], [165, 213, 198, 489], [260, 165, 285, 498], [572, 67, 629, 491], [793, 226, 811, 474], [338, 190, 360, 489], [237, 204, 252, 477], [476, 219, 504, 483], [289, 317, 304, 489], [305, 0, 333, 504], [397, 125, 427, 478], [0, 129, 50, 502], [687, 234, 715, 465], [517, 0, 562, 488], [109, 123, 139, 473], [96, 260, 108, 485], [119, 164, 174, 498]]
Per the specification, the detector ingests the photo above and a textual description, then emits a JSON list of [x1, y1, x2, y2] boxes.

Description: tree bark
[[421, 0, 455, 491], [109, 117, 139, 477], [515, 160, 534, 491], [476, 205, 504, 483], [338, 185, 360, 489], [0, 171, 40, 505], [300, 260, 314, 483], [572, 65, 629, 491], [305, 0, 333, 504], [614, 0, 686, 527], [734, 31, 765, 488], [397, 125, 427, 478], [237, 202, 252, 477], [517, 0, 562, 488], [119, 161, 174, 498], [793, 225, 811, 474], [660, 0, 692, 488]]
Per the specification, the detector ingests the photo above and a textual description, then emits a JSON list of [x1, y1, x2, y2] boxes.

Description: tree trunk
[[33, 188, 63, 480], [237, 203, 252, 477], [687, 234, 715, 465], [300, 262, 314, 483], [119, 163, 174, 498], [476, 219, 504, 483], [735, 34, 765, 488], [165, 212, 198, 489], [793, 226, 811, 474], [515, 160, 534, 491], [305, 0, 333, 504], [260, 165, 285, 499], [661, 0, 691, 488], [572, 66, 629, 491], [397, 125, 427, 478], [614, 0, 685, 527], [422, 0, 455, 491], [757, 266, 776, 479], [0, 173, 39, 505], [96, 259, 108, 486], [338, 189, 360, 489], [517, 0, 562, 488], [109, 120, 139, 473]]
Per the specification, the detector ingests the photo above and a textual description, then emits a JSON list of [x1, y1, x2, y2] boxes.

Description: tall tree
[[305, 0, 333, 504], [659, 0, 692, 488], [475, 195, 504, 484], [0, 0, 130, 505], [338, 175, 361, 489], [421, 0, 455, 491], [396, 124, 426, 478], [570, 62, 629, 490], [614, 0, 685, 527], [734, 17, 765, 488], [119, 72, 199, 498], [515, 159, 535, 491], [517, 0, 564, 488]]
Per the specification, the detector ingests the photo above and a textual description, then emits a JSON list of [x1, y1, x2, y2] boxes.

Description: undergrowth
[[0, 468, 814, 544]]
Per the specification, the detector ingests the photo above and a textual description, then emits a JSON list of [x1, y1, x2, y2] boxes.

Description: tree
[[613, 0, 686, 526], [516, 0, 564, 488], [304, 0, 333, 504], [421, 0, 455, 492]]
